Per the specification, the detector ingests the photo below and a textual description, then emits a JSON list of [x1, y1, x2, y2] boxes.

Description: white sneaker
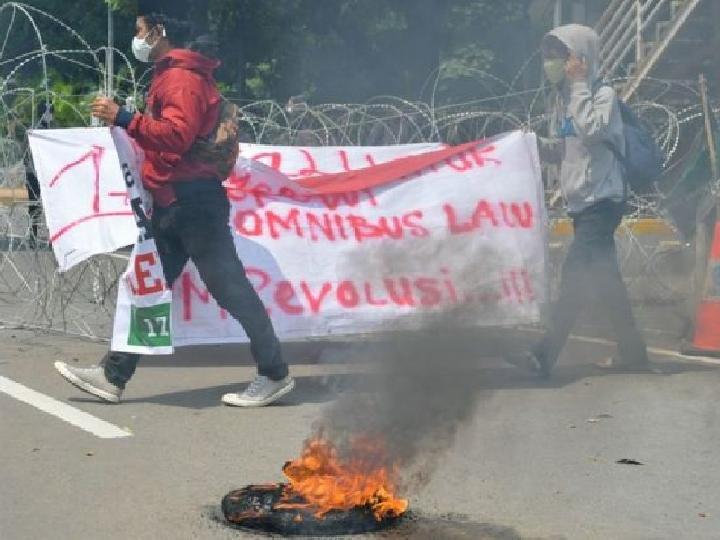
[[54, 362, 123, 403], [221, 375, 295, 407]]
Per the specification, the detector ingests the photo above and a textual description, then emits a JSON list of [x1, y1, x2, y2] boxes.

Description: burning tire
[[222, 436, 408, 534], [222, 484, 402, 536]]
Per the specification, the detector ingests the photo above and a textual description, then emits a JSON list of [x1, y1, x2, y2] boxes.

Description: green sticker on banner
[[128, 303, 172, 347]]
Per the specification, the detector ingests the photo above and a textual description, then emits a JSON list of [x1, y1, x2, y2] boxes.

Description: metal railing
[[597, 0, 670, 76], [596, 0, 703, 99]]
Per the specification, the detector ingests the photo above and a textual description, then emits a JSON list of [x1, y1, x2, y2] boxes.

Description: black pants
[[535, 199, 648, 368], [102, 180, 288, 387]]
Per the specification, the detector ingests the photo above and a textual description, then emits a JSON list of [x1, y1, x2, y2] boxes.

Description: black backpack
[[595, 82, 665, 194], [186, 98, 241, 178]]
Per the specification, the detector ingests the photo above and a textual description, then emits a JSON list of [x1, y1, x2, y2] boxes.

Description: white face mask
[[131, 27, 165, 63]]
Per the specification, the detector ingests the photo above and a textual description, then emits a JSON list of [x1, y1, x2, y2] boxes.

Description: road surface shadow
[[68, 359, 713, 409], [70, 373, 365, 409]]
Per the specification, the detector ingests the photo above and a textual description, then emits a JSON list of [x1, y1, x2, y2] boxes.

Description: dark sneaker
[[54, 362, 123, 403], [534, 350, 553, 379], [595, 357, 661, 373], [505, 351, 552, 379]]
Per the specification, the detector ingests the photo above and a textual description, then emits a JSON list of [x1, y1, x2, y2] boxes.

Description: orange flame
[[275, 435, 408, 521]]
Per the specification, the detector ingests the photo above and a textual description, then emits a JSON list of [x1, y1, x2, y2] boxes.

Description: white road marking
[[567, 335, 720, 366], [521, 327, 720, 366], [0, 376, 132, 439]]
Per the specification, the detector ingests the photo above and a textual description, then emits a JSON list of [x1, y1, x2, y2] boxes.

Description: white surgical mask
[[131, 27, 165, 63]]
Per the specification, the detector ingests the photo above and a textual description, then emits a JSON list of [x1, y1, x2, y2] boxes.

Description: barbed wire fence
[[0, 2, 715, 341]]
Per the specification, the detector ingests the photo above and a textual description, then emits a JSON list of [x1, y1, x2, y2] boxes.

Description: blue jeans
[[102, 179, 288, 387]]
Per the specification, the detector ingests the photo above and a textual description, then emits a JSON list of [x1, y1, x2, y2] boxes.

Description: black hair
[[139, 12, 193, 49], [186, 34, 219, 59], [541, 35, 569, 59]]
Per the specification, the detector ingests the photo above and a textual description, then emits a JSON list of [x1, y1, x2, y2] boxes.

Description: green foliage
[[104, 0, 137, 13], [244, 61, 279, 100], [49, 78, 94, 127], [4, 0, 547, 111]]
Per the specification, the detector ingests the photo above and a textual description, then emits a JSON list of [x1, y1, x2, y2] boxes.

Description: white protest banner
[[27, 128, 136, 271], [111, 130, 546, 351], [33, 128, 546, 351], [110, 130, 173, 354]]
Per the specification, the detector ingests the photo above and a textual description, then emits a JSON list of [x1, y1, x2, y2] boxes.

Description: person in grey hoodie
[[530, 24, 649, 376]]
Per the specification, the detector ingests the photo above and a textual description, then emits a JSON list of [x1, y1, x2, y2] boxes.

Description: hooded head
[[542, 24, 601, 86], [157, 48, 220, 80]]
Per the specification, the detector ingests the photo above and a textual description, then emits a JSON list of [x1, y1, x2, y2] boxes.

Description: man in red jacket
[[54, 11, 294, 407]]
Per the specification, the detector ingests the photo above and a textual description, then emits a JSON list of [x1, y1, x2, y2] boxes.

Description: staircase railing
[[621, 0, 703, 100], [597, 0, 669, 77], [595, 0, 704, 100]]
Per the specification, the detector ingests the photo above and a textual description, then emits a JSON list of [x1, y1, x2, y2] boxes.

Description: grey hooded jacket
[[540, 24, 625, 215]]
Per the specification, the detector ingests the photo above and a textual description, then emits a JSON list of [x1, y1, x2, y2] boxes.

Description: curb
[[551, 218, 676, 237]]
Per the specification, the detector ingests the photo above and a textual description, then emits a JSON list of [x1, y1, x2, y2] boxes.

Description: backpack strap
[[603, 136, 629, 201], [592, 79, 629, 201]]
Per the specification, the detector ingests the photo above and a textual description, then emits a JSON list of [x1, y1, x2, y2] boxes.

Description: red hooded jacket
[[119, 49, 222, 206]]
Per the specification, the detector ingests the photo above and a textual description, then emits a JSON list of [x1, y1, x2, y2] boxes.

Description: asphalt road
[[1, 322, 719, 540]]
